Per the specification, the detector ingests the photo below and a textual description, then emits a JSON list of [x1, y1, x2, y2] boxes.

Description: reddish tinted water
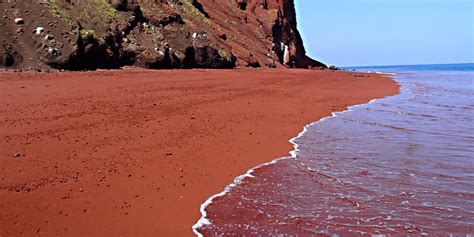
[[194, 65, 474, 236]]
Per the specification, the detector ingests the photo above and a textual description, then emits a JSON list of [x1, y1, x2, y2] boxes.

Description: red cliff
[[0, 0, 325, 70]]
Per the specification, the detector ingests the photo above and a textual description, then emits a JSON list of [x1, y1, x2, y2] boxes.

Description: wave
[[192, 94, 397, 236]]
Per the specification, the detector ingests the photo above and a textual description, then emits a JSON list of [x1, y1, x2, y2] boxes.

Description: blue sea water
[[348, 63, 474, 72], [195, 63, 474, 236]]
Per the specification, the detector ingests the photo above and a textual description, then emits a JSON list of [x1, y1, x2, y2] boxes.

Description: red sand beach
[[0, 69, 399, 236]]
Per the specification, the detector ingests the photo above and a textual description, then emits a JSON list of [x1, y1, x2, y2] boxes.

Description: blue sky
[[295, 0, 474, 66]]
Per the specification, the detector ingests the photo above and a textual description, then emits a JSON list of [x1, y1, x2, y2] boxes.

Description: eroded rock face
[[0, 0, 324, 70], [269, 0, 326, 68]]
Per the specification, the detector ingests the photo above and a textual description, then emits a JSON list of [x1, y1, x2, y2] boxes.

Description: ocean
[[194, 63, 474, 236]]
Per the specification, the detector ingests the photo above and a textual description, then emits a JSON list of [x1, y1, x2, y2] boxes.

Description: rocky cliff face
[[0, 0, 325, 70]]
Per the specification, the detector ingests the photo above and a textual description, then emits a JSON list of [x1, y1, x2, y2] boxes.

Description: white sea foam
[[374, 71, 397, 76], [192, 75, 396, 236], [191, 156, 290, 236]]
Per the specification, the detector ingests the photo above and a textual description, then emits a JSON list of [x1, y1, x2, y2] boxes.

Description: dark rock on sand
[[1, 45, 22, 68], [0, 50, 14, 67], [247, 53, 261, 68]]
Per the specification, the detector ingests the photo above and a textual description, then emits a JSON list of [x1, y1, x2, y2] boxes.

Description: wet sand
[[0, 69, 398, 236]]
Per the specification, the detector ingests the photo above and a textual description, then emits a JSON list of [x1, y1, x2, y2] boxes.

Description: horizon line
[[341, 62, 474, 68]]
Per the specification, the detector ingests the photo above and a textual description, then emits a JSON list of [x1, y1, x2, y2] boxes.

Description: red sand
[[0, 69, 399, 236]]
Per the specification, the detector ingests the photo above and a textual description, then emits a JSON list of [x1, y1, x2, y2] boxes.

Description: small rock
[[13, 153, 22, 158], [14, 18, 24, 24], [48, 48, 58, 56], [219, 34, 227, 41], [44, 34, 54, 40], [34, 27, 45, 35], [165, 152, 173, 156], [237, 0, 248, 10], [266, 58, 276, 68]]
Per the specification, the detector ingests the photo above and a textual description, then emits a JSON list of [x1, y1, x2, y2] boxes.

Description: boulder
[[0, 50, 14, 67], [194, 46, 235, 68], [247, 53, 260, 68]]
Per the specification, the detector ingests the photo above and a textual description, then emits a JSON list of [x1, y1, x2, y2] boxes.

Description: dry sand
[[0, 69, 399, 236]]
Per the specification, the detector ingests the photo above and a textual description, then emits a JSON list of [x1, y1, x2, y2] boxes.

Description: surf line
[[191, 74, 398, 236]]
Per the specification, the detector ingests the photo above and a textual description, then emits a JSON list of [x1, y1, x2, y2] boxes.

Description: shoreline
[[0, 69, 399, 236], [193, 94, 398, 235]]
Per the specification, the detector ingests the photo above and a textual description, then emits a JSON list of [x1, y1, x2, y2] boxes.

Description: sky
[[295, 0, 474, 67]]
